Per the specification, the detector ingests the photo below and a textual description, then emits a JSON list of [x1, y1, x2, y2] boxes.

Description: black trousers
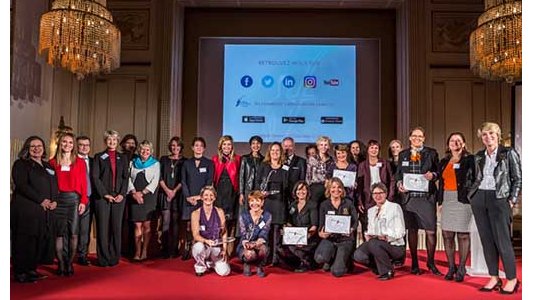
[[353, 239, 405, 275], [95, 198, 126, 266], [309, 183, 326, 205], [470, 190, 516, 279], [314, 238, 354, 277], [12, 233, 39, 274], [77, 199, 94, 258]]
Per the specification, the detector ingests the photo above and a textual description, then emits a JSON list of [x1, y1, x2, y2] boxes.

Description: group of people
[[11, 122, 521, 294]]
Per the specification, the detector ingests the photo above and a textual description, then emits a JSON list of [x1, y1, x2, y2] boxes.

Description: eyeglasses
[[371, 192, 386, 196]]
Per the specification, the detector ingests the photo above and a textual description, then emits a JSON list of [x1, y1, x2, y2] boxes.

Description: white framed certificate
[[403, 173, 429, 192], [324, 215, 351, 234], [332, 169, 357, 188], [282, 227, 308, 245]]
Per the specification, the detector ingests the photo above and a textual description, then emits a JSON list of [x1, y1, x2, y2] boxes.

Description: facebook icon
[[240, 75, 253, 88], [283, 76, 295, 88]]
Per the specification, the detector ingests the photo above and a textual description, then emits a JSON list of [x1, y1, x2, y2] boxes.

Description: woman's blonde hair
[[316, 136, 332, 148], [477, 122, 502, 141], [325, 177, 346, 199], [217, 135, 235, 161], [103, 130, 120, 142], [200, 185, 217, 198], [137, 140, 154, 154], [54, 132, 77, 162]]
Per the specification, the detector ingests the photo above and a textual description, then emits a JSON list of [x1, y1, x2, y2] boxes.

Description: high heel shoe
[[427, 263, 443, 276], [455, 265, 466, 282], [500, 280, 520, 295], [444, 265, 456, 281], [64, 263, 74, 277], [479, 278, 503, 292]]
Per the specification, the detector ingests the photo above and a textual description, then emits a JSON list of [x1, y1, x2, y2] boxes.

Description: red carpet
[[11, 251, 521, 299]]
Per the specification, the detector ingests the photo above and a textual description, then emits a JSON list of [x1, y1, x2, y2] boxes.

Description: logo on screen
[[240, 75, 253, 88], [262, 75, 274, 88], [282, 76, 296, 88], [304, 76, 317, 88], [235, 95, 250, 107], [324, 79, 340, 86]]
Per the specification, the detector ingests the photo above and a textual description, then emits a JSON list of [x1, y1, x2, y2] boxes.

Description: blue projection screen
[[223, 44, 356, 143]]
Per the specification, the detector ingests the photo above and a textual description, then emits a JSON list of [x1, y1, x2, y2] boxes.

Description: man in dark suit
[[76, 136, 94, 266], [282, 137, 307, 196]]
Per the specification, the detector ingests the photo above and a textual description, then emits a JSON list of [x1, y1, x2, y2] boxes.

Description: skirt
[[53, 192, 80, 236], [441, 191, 472, 232], [403, 194, 437, 231]]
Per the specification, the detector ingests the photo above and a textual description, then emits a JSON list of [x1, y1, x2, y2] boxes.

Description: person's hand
[[104, 195, 115, 202], [166, 189, 175, 200], [357, 204, 365, 214], [398, 182, 407, 193], [114, 194, 124, 203], [437, 204, 443, 214], [378, 235, 387, 241], [509, 200, 515, 209], [365, 234, 374, 241], [40, 199, 51, 210], [78, 203, 86, 215], [133, 192, 144, 204], [48, 201, 58, 210], [244, 242, 253, 250], [205, 239, 216, 247], [318, 228, 330, 239], [423, 171, 434, 181], [239, 194, 244, 206]]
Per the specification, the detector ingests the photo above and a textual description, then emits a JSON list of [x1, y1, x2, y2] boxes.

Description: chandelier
[[470, 0, 521, 83], [39, 0, 121, 80]]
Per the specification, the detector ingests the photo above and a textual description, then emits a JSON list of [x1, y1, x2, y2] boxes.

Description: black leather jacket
[[437, 154, 475, 205], [468, 145, 522, 203], [238, 153, 264, 197]]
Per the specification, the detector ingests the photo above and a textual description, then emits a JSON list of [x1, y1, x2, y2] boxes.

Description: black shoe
[[257, 266, 266, 278], [56, 263, 65, 276], [27, 270, 48, 280], [500, 279, 520, 294], [243, 263, 252, 276], [294, 262, 309, 273], [181, 250, 191, 261], [378, 270, 394, 281], [370, 266, 379, 275], [410, 266, 422, 275], [65, 264, 74, 277], [195, 272, 204, 277], [444, 265, 456, 281], [78, 257, 90, 266], [14, 273, 37, 283], [454, 266, 466, 282], [427, 264, 443, 276], [479, 278, 503, 292]]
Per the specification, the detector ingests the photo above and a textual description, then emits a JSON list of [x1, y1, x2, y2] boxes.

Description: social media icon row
[[240, 75, 338, 88]]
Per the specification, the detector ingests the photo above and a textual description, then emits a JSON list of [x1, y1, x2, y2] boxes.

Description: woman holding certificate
[[353, 183, 405, 280], [314, 178, 358, 277], [395, 127, 441, 276], [437, 132, 475, 282], [357, 140, 396, 235], [306, 136, 335, 205], [469, 122, 521, 294], [326, 144, 357, 200], [279, 181, 318, 272], [255, 142, 289, 265], [191, 186, 230, 277], [237, 191, 272, 277]]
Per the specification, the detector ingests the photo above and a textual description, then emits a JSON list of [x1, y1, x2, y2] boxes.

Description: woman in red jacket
[[212, 135, 241, 256], [49, 133, 88, 276]]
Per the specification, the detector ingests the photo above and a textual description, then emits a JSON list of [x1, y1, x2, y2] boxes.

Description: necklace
[[170, 157, 179, 179]]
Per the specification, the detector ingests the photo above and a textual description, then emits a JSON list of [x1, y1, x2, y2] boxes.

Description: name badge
[[200, 225, 206, 231], [61, 165, 70, 172], [376, 162, 383, 168], [282, 165, 290, 171], [199, 167, 207, 173], [327, 210, 335, 215], [46, 168, 55, 176], [453, 163, 460, 169], [258, 221, 266, 229], [402, 161, 409, 167], [292, 166, 299, 169], [101, 153, 109, 160]]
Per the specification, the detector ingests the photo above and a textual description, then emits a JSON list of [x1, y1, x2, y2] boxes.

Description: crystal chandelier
[[470, 0, 521, 83], [39, 0, 121, 80]]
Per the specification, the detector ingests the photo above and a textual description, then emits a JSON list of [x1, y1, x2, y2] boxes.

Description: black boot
[[444, 264, 456, 281]]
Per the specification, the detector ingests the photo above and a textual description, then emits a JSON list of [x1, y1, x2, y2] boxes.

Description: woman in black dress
[[255, 142, 289, 265], [158, 136, 186, 258], [238, 135, 264, 211], [127, 140, 160, 261], [11, 136, 58, 283], [180, 137, 214, 260], [388, 139, 404, 205]]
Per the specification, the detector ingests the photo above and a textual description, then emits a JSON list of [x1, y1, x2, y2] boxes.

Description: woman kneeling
[[191, 186, 230, 276]]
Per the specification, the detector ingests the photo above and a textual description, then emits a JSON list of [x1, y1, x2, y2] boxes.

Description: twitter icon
[[262, 75, 274, 88]]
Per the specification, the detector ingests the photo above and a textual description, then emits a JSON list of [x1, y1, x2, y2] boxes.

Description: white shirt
[[479, 150, 497, 190], [128, 161, 161, 194], [366, 200, 405, 246], [370, 165, 381, 186]]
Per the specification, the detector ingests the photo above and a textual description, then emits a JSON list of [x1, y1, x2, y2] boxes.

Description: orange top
[[442, 162, 457, 191]]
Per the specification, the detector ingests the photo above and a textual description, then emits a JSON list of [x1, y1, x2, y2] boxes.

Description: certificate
[[332, 169, 357, 188], [282, 227, 308, 245], [403, 173, 429, 192], [324, 215, 351, 234]]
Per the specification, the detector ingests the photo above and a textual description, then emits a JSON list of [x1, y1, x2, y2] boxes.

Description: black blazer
[[92, 150, 129, 198], [285, 155, 307, 194], [11, 159, 59, 235], [395, 146, 439, 195], [437, 154, 475, 205]]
